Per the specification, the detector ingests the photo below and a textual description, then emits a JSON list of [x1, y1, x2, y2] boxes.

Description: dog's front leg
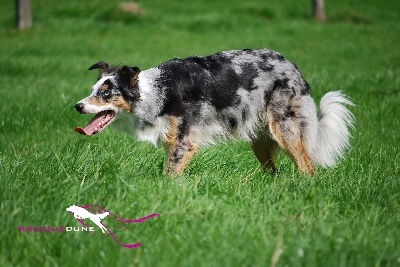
[[165, 138, 197, 176], [163, 116, 198, 177]]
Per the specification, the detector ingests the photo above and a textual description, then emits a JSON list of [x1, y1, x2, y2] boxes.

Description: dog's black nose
[[75, 103, 85, 113]]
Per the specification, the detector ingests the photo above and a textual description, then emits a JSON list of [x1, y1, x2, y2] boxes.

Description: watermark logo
[[66, 204, 160, 248], [18, 204, 160, 249], [66, 205, 109, 233]]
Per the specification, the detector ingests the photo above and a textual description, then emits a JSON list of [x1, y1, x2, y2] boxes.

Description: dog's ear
[[88, 61, 110, 73], [119, 66, 141, 100], [119, 66, 141, 87]]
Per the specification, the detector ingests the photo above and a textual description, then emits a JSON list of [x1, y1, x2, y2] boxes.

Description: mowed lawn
[[0, 0, 399, 266]]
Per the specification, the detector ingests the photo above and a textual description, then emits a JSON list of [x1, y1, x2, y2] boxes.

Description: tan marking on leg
[[163, 116, 179, 174], [298, 140, 315, 174], [173, 141, 198, 176], [162, 116, 198, 176], [269, 118, 315, 174], [287, 140, 314, 174], [164, 140, 198, 177], [269, 119, 287, 150]]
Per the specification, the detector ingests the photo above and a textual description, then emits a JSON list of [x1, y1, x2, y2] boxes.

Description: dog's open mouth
[[75, 110, 115, 136]]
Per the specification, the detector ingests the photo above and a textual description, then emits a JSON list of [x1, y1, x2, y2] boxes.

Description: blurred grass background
[[0, 0, 399, 266]]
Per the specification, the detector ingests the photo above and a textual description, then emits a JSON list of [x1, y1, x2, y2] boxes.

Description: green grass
[[1, 0, 399, 266]]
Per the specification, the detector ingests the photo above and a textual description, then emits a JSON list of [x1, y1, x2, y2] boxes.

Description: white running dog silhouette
[[66, 205, 109, 233]]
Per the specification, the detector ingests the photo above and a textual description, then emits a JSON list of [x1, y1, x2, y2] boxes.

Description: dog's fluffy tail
[[303, 91, 354, 167]]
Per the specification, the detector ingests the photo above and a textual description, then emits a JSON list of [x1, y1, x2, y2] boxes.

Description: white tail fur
[[304, 91, 354, 167]]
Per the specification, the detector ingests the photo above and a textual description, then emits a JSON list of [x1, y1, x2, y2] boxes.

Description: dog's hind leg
[[163, 116, 198, 177], [250, 127, 277, 173], [268, 116, 315, 174]]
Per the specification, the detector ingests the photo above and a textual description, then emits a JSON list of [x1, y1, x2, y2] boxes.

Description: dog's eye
[[103, 90, 111, 97]]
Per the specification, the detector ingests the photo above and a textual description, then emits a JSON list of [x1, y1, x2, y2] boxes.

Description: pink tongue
[[75, 111, 113, 136]]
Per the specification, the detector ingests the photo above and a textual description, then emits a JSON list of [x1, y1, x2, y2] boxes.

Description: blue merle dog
[[75, 49, 354, 176]]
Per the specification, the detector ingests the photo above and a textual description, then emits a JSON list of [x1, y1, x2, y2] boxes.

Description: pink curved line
[[100, 223, 141, 249], [117, 213, 161, 223]]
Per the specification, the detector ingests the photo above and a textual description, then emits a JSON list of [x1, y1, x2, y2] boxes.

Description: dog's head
[[66, 205, 78, 213], [75, 62, 140, 135]]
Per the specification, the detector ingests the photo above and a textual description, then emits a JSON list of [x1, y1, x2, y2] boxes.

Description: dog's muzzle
[[75, 102, 85, 114]]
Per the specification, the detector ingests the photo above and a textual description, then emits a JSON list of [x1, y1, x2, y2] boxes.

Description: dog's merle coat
[[75, 48, 354, 176]]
